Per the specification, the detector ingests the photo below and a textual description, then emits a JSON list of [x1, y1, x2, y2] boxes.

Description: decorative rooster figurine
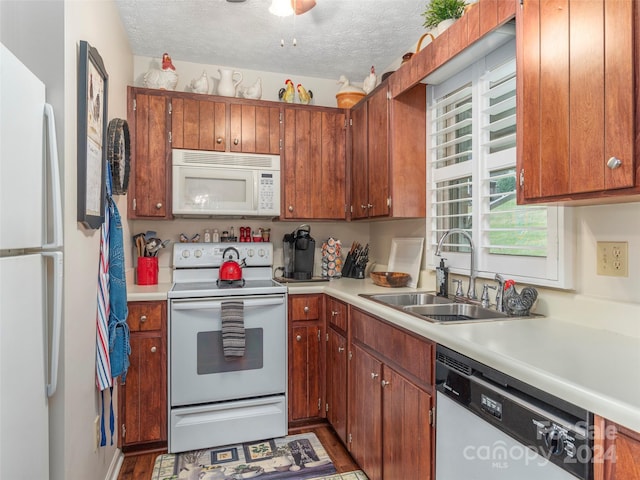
[[297, 83, 313, 104], [502, 280, 538, 316], [189, 71, 209, 94], [362, 66, 377, 94], [278, 79, 295, 103], [143, 53, 178, 90]]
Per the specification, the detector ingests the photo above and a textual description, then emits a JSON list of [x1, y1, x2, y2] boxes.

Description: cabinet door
[[171, 97, 227, 151], [289, 324, 322, 421], [128, 89, 171, 218], [326, 327, 348, 443], [326, 296, 348, 333], [366, 86, 390, 218], [382, 366, 433, 480], [282, 107, 347, 220], [350, 101, 369, 220], [517, 0, 636, 202], [349, 344, 382, 480], [229, 103, 280, 154], [595, 416, 640, 480]]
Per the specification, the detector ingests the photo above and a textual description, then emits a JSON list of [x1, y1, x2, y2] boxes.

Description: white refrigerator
[[0, 43, 63, 480]]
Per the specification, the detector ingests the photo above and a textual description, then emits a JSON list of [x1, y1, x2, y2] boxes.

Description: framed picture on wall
[[77, 40, 108, 229]]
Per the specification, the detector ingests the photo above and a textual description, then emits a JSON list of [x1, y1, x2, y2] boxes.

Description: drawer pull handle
[[338, 346, 345, 353], [155, 202, 163, 209], [140, 315, 147, 323], [381, 380, 390, 388], [233, 138, 239, 145], [296, 335, 302, 342], [331, 310, 339, 316], [371, 372, 379, 379], [150, 346, 157, 353], [607, 156, 622, 169], [216, 137, 223, 144], [303, 306, 309, 313]]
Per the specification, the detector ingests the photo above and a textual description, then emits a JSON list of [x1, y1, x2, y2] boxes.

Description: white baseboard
[[106, 449, 124, 480]]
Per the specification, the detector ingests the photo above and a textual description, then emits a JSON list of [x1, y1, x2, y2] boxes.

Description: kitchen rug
[[151, 432, 357, 480]]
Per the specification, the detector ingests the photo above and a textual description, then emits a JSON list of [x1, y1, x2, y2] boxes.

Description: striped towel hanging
[[221, 300, 245, 357]]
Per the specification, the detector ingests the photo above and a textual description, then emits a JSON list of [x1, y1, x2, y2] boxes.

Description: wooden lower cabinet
[[325, 297, 349, 443], [288, 294, 324, 422], [119, 301, 167, 451], [348, 307, 434, 480], [595, 415, 640, 480]]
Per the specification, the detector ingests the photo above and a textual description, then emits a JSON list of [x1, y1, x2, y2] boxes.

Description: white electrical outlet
[[94, 415, 101, 452], [596, 241, 629, 277]]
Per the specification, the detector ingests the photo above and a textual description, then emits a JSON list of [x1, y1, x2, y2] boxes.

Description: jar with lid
[[212, 228, 220, 242], [203, 228, 211, 243], [221, 230, 229, 241]]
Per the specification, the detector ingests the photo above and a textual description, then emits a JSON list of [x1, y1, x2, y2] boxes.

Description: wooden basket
[[370, 271, 411, 288]]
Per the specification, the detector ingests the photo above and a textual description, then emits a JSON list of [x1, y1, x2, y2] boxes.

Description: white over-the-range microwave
[[172, 149, 281, 217]]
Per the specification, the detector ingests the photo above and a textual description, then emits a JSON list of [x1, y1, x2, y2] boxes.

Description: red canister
[[137, 256, 158, 285]]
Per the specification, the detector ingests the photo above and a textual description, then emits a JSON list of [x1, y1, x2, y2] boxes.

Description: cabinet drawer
[[351, 308, 433, 386], [289, 294, 321, 321], [127, 302, 164, 332], [326, 296, 348, 332]]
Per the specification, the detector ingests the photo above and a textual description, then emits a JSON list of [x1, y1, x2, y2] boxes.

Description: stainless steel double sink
[[360, 291, 514, 324]]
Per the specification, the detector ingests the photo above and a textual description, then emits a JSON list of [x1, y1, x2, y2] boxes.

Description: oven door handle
[[172, 296, 285, 311]]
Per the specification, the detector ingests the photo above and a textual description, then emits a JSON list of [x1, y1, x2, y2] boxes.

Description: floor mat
[[151, 432, 367, 480]]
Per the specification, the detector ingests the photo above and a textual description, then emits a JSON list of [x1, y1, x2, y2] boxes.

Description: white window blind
[[427, 39, 574, 288]]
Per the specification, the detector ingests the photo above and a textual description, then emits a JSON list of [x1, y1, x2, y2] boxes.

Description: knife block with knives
[[343, 241, 369, 278]]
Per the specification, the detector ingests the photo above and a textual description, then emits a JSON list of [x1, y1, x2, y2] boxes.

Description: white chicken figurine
[[240, 77, 262, 100], [143, 53, 178, 90], [297, 84, 313, 104], [337, 75, 365, 94], [278, 79, 296, 103], [189, 71, 209, 94], [362, 66, 377, 94]]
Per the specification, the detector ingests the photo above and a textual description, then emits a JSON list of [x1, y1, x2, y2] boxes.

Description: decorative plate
[[106, 118, 130, 195]]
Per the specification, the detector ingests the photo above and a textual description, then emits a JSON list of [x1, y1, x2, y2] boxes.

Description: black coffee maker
[[283, 225, 315, 280]]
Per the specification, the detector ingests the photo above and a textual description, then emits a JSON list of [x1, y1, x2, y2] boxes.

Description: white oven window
[[197, 329, 264, 374]]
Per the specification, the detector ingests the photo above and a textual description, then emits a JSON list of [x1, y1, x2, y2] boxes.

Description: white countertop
[[127, 276, 640, 432]]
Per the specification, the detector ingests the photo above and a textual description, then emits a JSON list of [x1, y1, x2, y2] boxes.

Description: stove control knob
[[246, 249, 255, 257], [544, 428, 566, 456], [258, 248, 266, 257], [194, 249, 202, 258], [181, 250, 190, 258]]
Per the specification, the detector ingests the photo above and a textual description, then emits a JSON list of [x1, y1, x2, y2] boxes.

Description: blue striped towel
[[221, 301, 245, 357]]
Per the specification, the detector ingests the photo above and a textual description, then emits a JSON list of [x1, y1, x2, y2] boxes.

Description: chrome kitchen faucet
[[435, 229, 477, 300]]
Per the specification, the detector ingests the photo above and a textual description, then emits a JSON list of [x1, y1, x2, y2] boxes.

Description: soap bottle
[[436, 258, 449, 297]]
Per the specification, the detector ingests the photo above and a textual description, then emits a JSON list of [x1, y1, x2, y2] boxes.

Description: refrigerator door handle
[[42, 103, 62, 250], [44, 250, 63, 397]]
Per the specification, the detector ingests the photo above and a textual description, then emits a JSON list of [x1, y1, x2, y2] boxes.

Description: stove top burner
[[216, 278, 246, 288]]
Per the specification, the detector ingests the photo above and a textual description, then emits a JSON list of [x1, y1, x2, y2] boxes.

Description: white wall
[[63, 1, 133, 479]]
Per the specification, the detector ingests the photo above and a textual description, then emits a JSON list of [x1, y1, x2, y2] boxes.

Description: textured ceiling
[[115, 0, 429, 82]]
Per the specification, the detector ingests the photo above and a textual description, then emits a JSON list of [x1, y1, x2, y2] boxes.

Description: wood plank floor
[[118, 425, 359, 480]]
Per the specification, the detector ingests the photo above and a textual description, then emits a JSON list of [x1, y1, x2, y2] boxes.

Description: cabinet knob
[[233, 138, 239, 145], [150, 346, 157, 353], [216, 137, 223, 144], [360, 204, 367, 210], [303, 306, 310, 313], [370, 372, 379, 379], [296, 335, 302, 342], [155, 202, 163, 209], [140, 315, 147, 323], [288, 205, 294, 212], [331, 310, 339, 317], [367, 203, 373, 209], [607, 156, 622, 169], [381, 380, 390, 388], [338, 346, 345, 353]]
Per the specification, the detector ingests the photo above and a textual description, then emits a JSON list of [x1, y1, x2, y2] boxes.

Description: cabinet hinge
[[279, 138, 283, 150], [349, 118, 353, 127], [133, 99, 137, 111], [168, 102, 172, 115], [348, 433, 352, 444], [168, 131, 172, 144], [317, 329, 321, 341], [132, 198, 137, 211], [326, 332, 329, 342], [387, 90, 391, 100], [280, 112, 283, 124], [519, 169, 525, 187], [325, 402, 329, 413], [121, 423, 126, 438], [348, 350, 352, 361], [429, 406, 436, 427], [387, 197, 392, 208], [318, 398, 322, 411]]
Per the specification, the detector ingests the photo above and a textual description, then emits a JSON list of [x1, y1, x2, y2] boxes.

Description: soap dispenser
[[436, 258, 449, 297]]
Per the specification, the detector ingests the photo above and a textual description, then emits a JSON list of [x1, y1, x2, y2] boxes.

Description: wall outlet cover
[[596, 241, 628, 277]]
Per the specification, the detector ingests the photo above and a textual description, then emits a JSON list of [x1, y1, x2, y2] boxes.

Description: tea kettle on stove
[[218, 247, 245, 284]]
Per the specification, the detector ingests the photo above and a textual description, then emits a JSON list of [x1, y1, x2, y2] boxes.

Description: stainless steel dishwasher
[[435, 345, 593, 480]]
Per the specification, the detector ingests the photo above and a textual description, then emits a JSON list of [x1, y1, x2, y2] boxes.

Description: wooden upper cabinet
[[350, 82, 425, 220], [171, 96, 227, 151], [229, 103, 280, 154], [127, 87, 171, 219], [282, 105, 347, 220], [517, 0, 639, 203]]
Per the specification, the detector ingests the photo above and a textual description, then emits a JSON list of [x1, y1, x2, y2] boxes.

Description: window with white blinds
[[427, 39, 574, 288]]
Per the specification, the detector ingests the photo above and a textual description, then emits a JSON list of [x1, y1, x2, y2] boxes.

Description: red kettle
[[218, 247, 244, 282]]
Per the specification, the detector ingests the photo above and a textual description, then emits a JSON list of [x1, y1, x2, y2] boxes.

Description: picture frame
[[77, 40, 108, 229]]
